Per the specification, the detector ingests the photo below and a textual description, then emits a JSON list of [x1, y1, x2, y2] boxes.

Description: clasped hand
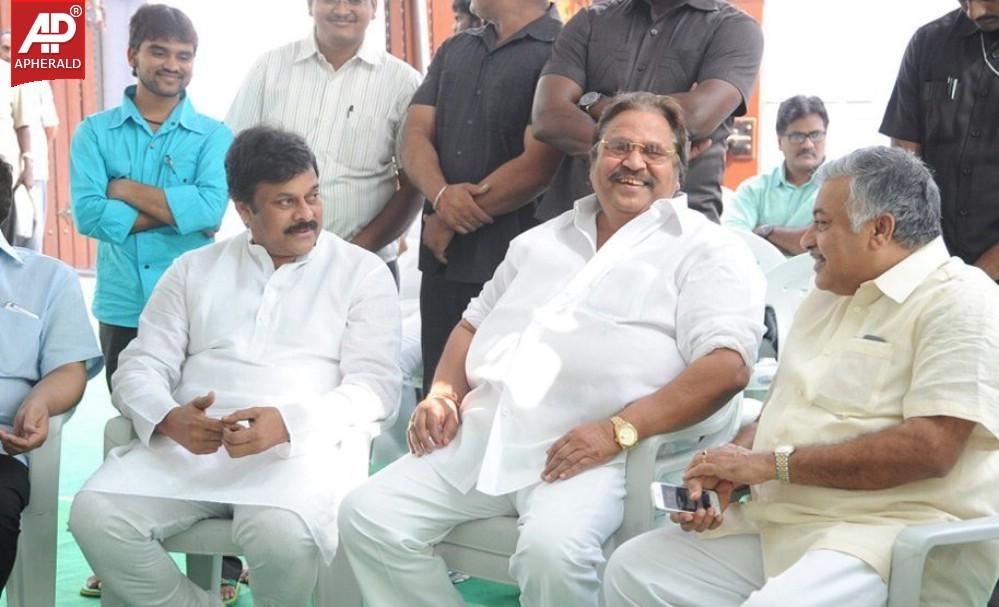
[[0, 399, 49, 456], [157, 392, 289, 457], [407, 395, 461, 456], [435, 183, 492, 234]]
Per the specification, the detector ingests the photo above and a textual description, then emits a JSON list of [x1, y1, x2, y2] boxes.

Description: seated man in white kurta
[[69, 126, 400, 607], [338, 93, 765, 607], [603, 147, 999, 607]]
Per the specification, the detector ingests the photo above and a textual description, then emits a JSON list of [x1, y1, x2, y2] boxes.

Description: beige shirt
[[225, 33, 421, 261], [0, 62, 32, 181], [23, 81, 58, 179], [719, 237, 999, 605]]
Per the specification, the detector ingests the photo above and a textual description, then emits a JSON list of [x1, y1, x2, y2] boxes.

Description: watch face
[[579, 91, 600, 107], [619, 426, 638, 447]]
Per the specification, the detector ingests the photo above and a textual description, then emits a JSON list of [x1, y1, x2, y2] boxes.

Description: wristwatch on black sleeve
[[578, 91, 603, 115]]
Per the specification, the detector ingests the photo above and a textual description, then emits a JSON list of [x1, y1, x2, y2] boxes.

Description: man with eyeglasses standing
[[881, 0, 999, 284], [724, 95, 829, 256], [226, 0, 422, 284]]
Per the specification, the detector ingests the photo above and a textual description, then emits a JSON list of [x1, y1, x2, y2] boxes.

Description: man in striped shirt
[[226, 0, 423, 281]]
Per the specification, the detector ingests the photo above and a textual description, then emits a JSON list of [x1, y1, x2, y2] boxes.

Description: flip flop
[[79, 575, 102, 598], [221, 578, 241, 606]]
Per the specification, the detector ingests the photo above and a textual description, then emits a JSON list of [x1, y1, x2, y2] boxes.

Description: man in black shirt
[[881, 0, 999, 281], [402, 0, 563, 391], [532, 0, 763, 222]]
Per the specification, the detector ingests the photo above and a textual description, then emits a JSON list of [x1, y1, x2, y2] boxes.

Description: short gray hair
[[814, 146, 941, 249]]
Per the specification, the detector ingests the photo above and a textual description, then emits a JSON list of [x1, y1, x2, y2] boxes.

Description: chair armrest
[[24, 408, 76, 516], [104, 415, 139, 457], [887, 516, 999, 607]]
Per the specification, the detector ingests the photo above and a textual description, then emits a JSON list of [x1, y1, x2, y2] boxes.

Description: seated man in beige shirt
[[603, 146, 999, 607]]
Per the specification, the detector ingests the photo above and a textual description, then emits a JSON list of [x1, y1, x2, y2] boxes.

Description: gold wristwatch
[[775, 444, 796, 483], [610, 416, 638, 450]]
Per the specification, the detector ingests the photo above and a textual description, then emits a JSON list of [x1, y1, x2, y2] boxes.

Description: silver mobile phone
[[650, 482, 721, 513]]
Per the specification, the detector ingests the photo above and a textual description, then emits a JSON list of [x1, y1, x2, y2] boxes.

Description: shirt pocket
[[0, 306, 42, 378], [163, 159, 197, 186], [583, 262, 659, 321], [812, 338, 896, 418], [921, 80, 960, 143], [341, 111, 394, 173]]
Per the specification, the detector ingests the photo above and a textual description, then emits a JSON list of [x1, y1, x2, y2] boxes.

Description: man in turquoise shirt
[[70, 4, 231, 390], [723, 95, 828, 256]]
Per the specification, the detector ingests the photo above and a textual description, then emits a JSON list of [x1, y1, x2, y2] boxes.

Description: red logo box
[[10, 0, 86, 86]]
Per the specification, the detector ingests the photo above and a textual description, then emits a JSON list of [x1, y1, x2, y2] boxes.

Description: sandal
[[221, 578, 241, 606], [80, 572, 241, 605], [79, 575, 102, 598]]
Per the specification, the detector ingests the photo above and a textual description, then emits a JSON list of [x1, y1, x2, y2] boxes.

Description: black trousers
[[98, 323, 139, 392], [419, 271, 484, 394], [0, 455, 30, 592]]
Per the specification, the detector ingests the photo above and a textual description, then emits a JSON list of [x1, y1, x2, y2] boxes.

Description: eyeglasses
[[597, 138, 677, 165], [783, 130, 826, 144], [321, 0, 366, 6]]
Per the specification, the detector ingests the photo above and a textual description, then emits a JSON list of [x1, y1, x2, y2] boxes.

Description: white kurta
[[82, 231, 401, 562], [426, 194, 766, 496]]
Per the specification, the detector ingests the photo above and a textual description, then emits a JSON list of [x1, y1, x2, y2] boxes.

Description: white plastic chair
[[6, 409, 75, 607], [99, 415, 367, 607], [728, 227, 788, 274], [762, 253, 815, 358], [887, 515, 999, 607], [433, 395, 745, 585]]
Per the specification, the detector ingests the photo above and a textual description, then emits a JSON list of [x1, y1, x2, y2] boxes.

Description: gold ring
[[701, 450, 709, 463]]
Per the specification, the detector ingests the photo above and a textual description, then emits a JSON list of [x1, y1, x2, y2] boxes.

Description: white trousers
[[69, 491, 320, 607], [603, 524, 887, 607], [338, 454, 626, 607]]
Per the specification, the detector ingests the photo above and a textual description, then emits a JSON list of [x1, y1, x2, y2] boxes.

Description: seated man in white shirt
[[604, 147, 999, 607], [69, 126, 401, 607], [338, 93, 765, 607]]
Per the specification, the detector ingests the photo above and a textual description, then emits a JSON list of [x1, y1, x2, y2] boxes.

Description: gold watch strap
[[775, 449, 792, 483]]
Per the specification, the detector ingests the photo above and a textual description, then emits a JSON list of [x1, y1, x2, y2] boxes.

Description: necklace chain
[[982, 33, 999, 78]]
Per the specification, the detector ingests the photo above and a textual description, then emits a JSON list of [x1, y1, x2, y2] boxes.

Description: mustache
[[609, 168, 656, 187], [285, 221, 318, 235]]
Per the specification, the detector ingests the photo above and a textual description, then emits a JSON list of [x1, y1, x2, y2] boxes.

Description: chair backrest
[[763, 253, 815, 358], [727, 227, 787, 274]]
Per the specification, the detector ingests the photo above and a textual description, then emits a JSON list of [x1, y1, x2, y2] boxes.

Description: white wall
[[757, 0, 956, 171]]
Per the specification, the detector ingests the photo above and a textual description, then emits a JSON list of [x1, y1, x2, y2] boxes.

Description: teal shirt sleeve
[[69, 119, 140, 244], [723, 175, 765, 232], [163, 122, 234, 236]]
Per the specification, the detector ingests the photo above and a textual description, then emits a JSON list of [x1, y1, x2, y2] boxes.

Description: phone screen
[[660, 485, 711, 512]]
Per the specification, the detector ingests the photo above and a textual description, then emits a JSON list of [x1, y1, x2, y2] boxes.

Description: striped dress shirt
[[225, 33, 421, 261]]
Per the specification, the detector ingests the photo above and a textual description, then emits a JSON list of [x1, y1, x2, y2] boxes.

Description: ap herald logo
[[10, 1, 86, 86]]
